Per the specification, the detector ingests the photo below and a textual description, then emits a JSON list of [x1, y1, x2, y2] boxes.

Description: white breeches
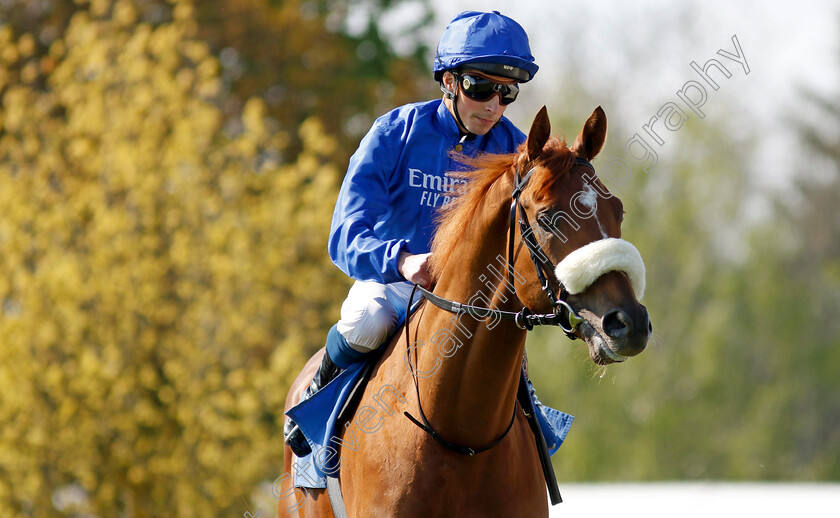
[[336, 280, 417, 352]]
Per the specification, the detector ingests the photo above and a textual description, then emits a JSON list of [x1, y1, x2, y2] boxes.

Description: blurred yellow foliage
[[0, 0, 347, 515]]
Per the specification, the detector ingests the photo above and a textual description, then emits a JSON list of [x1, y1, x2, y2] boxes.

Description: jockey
[[284, 10, 540, 457]]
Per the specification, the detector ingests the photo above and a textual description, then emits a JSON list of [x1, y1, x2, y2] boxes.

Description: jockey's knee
[[336, 281, 404, 354], [337, 296, 399, 352]]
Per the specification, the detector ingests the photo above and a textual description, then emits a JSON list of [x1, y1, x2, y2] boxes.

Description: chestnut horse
[[278, 106, 650, 517]]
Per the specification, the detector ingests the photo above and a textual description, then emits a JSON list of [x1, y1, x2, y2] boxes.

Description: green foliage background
[[0, 0, 432, 515], [0, 1, 837, 516]]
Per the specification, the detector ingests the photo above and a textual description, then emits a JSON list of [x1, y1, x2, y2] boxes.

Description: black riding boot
[[283, 349, 343, 457]]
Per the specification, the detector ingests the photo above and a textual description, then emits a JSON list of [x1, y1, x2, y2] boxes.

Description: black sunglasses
[[458, 74, 520, 105]]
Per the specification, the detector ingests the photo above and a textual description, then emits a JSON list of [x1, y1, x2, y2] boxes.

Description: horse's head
[[512, 106, 651, 365]]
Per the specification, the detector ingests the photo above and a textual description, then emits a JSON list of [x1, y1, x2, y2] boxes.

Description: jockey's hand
[[398, 252, 432, 288]]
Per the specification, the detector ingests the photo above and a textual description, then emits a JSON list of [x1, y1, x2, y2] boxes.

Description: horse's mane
[[430, 136, 574, 279]]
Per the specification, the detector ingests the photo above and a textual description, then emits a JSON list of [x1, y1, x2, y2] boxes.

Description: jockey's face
[[442, 69, 518, 136]]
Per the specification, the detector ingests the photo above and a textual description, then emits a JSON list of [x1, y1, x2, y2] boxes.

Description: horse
[[277, 106, 651, 517]]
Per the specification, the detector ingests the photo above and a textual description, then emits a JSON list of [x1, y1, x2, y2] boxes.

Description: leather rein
[[403, 156, 594, 456]]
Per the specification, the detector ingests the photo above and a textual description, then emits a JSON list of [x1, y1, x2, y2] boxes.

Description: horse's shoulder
[[361, 325, 413, 400]]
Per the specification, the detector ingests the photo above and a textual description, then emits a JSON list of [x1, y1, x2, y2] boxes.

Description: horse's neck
[[412, 177, 527, 445]]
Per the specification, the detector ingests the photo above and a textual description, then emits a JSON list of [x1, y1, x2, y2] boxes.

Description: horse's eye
[[536, 211, 552, 230]]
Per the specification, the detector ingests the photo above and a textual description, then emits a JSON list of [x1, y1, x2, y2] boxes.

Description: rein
[[404, 283, 516, 457], [403, 155, 594, 456]]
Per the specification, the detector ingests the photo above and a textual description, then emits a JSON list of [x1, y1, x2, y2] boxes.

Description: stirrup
[[284, 420, 311, 457]]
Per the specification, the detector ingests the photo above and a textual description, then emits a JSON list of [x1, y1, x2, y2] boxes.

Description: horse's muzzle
[[602, 304, 651, 358]]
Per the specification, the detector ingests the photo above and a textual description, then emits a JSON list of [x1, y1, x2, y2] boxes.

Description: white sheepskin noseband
[[554, 238, 646, 299]]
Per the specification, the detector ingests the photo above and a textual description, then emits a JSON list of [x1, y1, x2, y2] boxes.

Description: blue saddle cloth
[[285, 361, 574, 489], [285, 361, 369, 488]]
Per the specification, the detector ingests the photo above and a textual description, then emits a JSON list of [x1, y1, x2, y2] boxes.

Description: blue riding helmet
[[434, 11, 538, 83]]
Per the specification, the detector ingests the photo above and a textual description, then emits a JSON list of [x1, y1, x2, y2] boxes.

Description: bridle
[[404, 155, 596, 456], [505, 156, 596, 336], [413, 156, 596, 337]]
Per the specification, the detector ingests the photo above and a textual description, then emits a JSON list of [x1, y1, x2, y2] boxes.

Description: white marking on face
[[578, 184, 598, 211], [581, 183, 608, 238]]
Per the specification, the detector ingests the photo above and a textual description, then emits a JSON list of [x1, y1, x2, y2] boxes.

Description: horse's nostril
[[602, 310, 631, 339]]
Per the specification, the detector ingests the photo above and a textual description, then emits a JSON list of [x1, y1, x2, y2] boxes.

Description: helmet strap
[[441, 72, 475, 139]]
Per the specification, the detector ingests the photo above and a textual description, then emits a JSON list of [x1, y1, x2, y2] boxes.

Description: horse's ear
[[571, 106, 607, 160], [526, 106, 551, 162]]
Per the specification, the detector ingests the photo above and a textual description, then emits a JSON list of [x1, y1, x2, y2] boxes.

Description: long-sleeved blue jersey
[[328, 99, 525, 283]]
